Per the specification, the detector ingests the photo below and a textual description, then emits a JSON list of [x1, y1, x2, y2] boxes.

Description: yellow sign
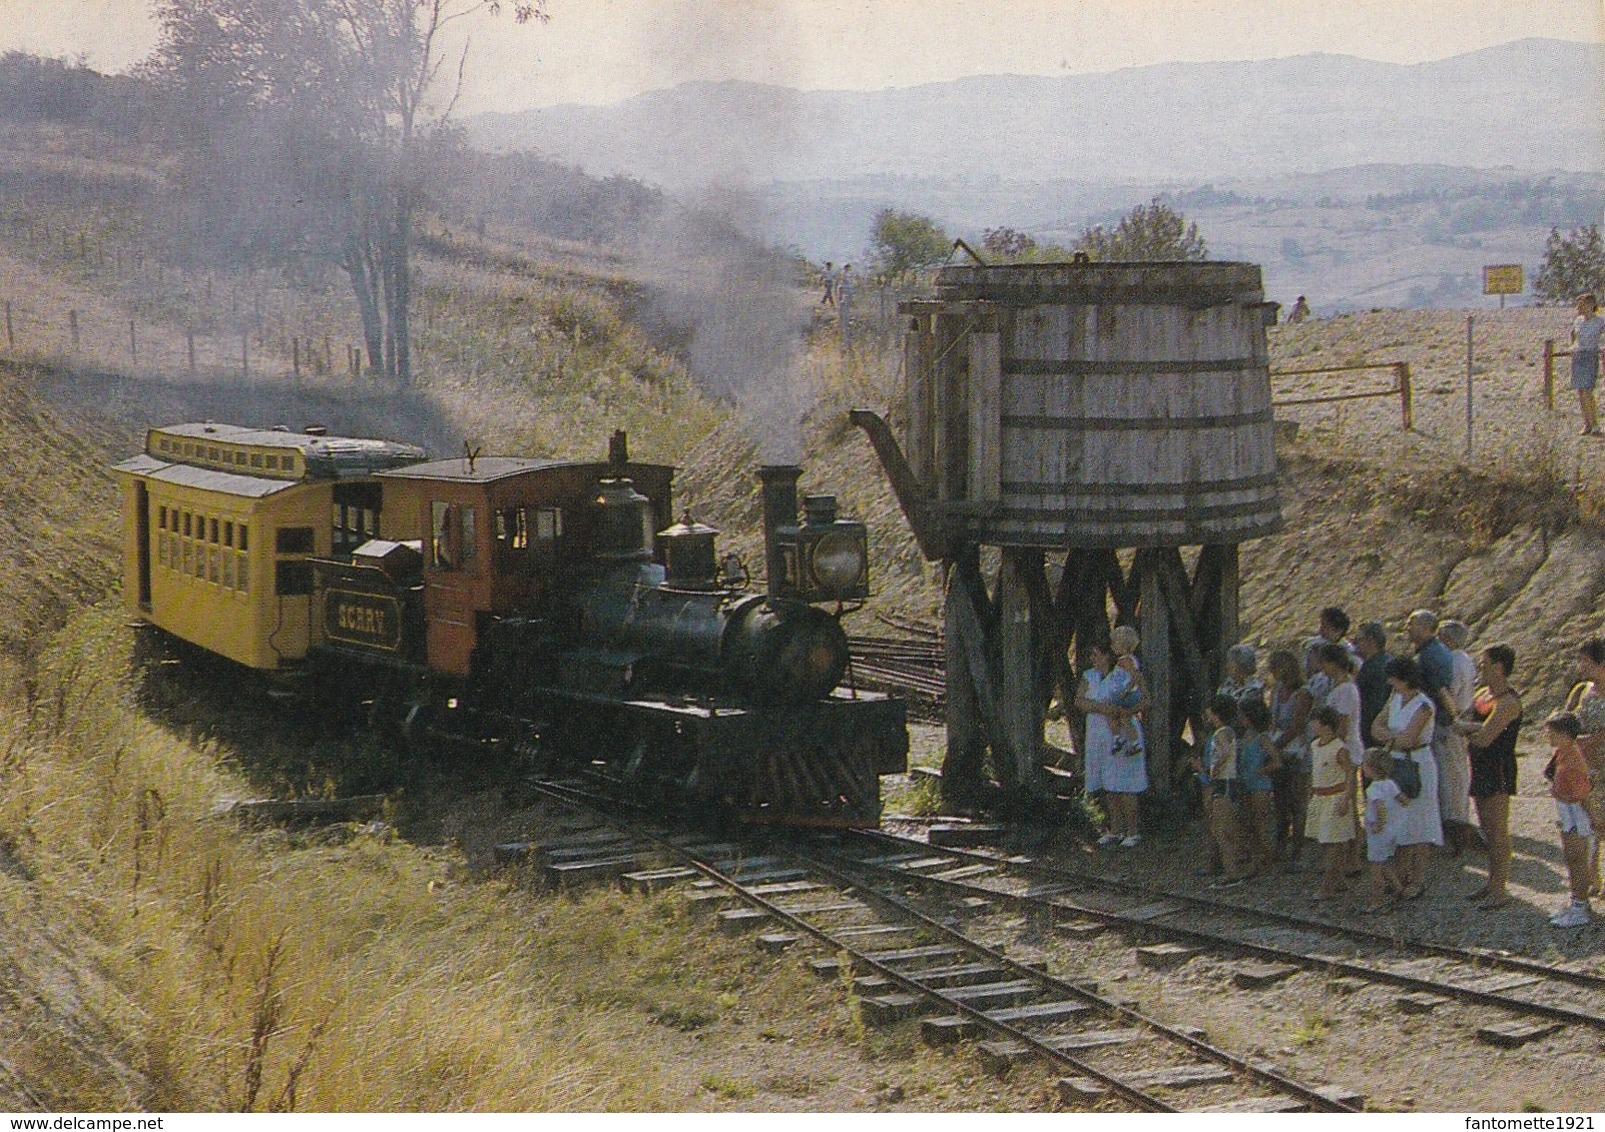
[[1483, 264, 1524, 295]]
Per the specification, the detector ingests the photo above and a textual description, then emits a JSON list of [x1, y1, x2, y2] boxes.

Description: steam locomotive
[[114, 423, 907, 826]]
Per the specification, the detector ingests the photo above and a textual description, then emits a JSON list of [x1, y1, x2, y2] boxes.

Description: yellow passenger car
[[114, 423, 427, 671]]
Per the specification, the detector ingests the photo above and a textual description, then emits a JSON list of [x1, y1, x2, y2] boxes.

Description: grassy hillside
[[0, 361, 125, 664]]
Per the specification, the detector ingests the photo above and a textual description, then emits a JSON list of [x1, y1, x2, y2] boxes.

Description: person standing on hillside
[[1288, 296, 1310, 324], [1570, 293, 1602, 436], [819, 262, 837, 307]]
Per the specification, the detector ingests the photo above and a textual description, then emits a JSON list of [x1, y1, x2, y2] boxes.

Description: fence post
[[187, 330, 196, 373], [129, 320, 137, 363], [69, 309, 79, 351], [1543, 338, 1555, 410], [1465, 314, 1474, 457], [293, 336, 300, 378], [242, 331, 249, 377], [1396, 362, 1412, 431]]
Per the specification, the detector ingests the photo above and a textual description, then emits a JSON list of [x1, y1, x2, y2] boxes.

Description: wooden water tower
[[853, 260, 1282, 803]]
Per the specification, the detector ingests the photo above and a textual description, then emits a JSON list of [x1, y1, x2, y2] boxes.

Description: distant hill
[[466, 39, 1604, 190]]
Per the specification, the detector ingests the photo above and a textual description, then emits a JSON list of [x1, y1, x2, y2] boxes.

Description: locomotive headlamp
[[810, 530, 868, 596], [759, 481, 871, 604]]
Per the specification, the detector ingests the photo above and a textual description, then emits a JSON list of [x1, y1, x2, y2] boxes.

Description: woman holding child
[[1076, 632, 1148, 848]]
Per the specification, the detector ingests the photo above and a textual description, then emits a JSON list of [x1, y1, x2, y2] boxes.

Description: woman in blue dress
[[1077, 639, 1148, 847]]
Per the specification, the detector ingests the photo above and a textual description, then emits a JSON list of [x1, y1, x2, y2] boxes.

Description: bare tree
[[150, 0, 545, 384]]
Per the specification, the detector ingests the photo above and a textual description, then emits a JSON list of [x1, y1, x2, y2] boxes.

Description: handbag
[[1390, 753, 1422, 801]]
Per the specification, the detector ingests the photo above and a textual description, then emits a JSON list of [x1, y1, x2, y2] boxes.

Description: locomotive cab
[[370, 450, 674, 677]]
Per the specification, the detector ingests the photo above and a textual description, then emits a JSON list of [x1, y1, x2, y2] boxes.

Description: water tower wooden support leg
[[1152, 549, 1218, 791], [1022, 553, 1070, 719], [998, 548, 1048, 796], [1134, 550, 1174, 797], [942, 550, 997, 803]]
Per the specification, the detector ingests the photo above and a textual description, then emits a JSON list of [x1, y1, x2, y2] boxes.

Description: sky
[[0, 0, 1600, 114]]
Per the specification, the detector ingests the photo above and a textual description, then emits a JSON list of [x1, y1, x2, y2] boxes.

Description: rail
[[1270, 361, 1412, 430], [521, 777, 1356, 1112]]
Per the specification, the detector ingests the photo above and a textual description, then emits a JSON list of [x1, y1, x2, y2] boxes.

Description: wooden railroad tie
[[1136, 943, 1202, 970], [1477, 1021, 1563, 1049]]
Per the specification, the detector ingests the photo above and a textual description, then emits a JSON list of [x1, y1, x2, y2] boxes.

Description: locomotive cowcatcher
[[115, 423, 907, 827]]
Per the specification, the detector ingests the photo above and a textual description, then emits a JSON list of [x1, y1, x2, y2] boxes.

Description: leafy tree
[[982, 226, 1037, 261], [149, 0, 545, 385], [1534, 225, 1605, 305], [1074, 196, 1207, 262], [870, 209, 951, 282]]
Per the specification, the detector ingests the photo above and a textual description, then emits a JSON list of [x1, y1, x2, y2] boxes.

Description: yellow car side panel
[[117, 472, 334, 670]]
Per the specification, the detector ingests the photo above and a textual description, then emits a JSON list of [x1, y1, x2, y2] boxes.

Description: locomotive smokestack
[[758, 464, 801, 594]]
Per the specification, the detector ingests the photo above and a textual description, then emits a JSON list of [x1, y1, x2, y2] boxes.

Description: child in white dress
[[1362, 747, 1406, 913]]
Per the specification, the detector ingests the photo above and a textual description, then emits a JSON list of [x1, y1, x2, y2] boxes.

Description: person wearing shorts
[[1543, 712, 1594, 927], [1570, 293, 1602, 436]]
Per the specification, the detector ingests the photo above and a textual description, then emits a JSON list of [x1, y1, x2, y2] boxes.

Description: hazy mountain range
[[465, 38, 1602, 310], [466, 38, 1603, 190]]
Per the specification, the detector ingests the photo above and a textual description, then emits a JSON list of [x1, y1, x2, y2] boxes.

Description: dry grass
[[6, 607, 955, 1110]]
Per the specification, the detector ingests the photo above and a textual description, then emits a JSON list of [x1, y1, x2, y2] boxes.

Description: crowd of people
[[1077, 607, 1604, 928]]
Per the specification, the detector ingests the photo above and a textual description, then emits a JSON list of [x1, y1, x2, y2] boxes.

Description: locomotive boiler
[[115, 423, 907, 827]]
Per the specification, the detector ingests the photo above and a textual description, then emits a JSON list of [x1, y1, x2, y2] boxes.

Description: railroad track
[[504, 776, 1360, 1113], [828, 826, 1605, 1050], [848, 634, 944, 723]]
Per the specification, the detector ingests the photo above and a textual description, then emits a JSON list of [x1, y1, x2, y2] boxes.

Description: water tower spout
[[848, 409, 950, 560]]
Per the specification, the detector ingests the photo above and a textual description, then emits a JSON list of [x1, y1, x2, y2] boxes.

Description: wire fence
[[0, 294, 384, 383], [0, 212, 376, 385]]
